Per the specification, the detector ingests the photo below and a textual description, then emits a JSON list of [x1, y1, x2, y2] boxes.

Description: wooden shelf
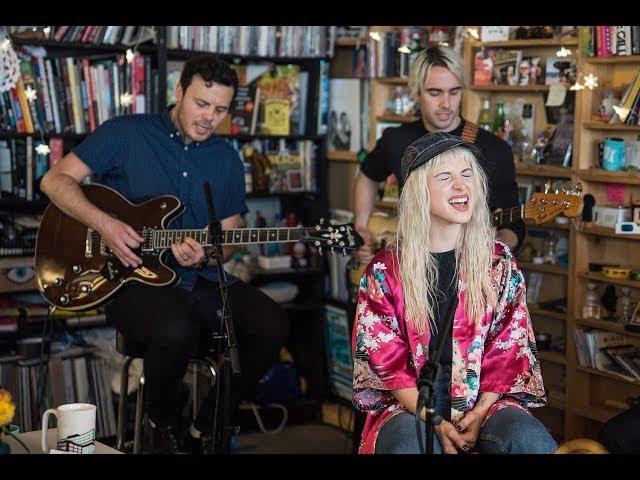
[[525, 220, 570, 231], [529, 306, 567, 320], [326, 151, 359, 162], [376, 114, 418, 123], [579, 224, 640, 241], [578, 271, 640, 289], [515, 163, 574, 179], [334, 38, 362, 47], [574, 404, 627, 424], [577, 366, 640, 386], [519, 262, 568, 276], [577, 168, 640, 185], [470, 84, 550, 92], [375, 77, 409, 85], [374, 200, 398, 210], [583, 121, 640, 132], [472, 38, 578, 48], [576, 318, 640, 339], [539, 351, 567, 365], [583, 55, 640, 64]]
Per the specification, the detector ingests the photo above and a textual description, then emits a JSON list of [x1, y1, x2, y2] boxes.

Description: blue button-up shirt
[[72, 108, 248, 291]]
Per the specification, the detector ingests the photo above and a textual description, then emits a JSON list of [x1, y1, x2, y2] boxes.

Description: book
[[255, 65, 301, 136]]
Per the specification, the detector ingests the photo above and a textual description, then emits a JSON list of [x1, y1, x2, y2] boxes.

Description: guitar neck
[[150, 227, 310, 249], [491, 205, 524, 228]]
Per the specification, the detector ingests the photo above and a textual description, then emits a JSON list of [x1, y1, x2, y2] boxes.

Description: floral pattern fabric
[[352, 242, 546, 454]]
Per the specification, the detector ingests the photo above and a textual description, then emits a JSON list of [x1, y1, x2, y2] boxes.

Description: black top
[[360, 119, 525, 250], [428, 250, 457, 366]]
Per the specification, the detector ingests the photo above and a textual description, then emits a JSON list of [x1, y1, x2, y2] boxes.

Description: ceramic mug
[[41, 403, 97, 454]]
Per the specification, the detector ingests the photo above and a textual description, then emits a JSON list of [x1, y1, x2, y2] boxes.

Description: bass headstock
[[526, 181, 584, 224]]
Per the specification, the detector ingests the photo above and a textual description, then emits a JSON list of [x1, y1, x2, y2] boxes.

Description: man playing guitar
[[40, 55, 289, 454]]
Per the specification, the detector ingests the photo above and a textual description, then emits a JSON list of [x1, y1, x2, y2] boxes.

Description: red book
[[81, 58, 96, 131], [131, 54, 145, 114], [48, 137, 64, 168], [53, 26, 70, 42]]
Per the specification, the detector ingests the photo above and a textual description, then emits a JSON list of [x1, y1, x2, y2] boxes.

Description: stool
[[115, 331, 218, 453]]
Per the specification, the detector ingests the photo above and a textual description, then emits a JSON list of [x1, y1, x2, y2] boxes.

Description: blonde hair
[[408, 45, 467, 99], [394, 147, 496, 334]]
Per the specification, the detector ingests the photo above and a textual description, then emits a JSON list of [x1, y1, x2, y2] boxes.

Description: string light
[[43, 27, 51, 36], [369, 31, 381, 42], [466, 28, 480, 40], [25, 86, 37, 102], [556, 47, 572, 57], [569, 80, 585, 91], [35, 143, 50, 155], [439, 42, 449, 47], [583, 73, 598, 90], [612, 105, 629, 121], [397, 45, 411, 54], [120, 92, 133, 108], [0, 38, 10, 52], [125, 48, 135, 64]]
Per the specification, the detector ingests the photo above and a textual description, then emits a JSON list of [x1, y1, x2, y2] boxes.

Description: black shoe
[[146, 421, 180, 454], [180, 432, 204, 454]]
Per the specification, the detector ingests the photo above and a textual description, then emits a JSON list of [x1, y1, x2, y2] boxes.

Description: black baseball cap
[[399, 131, 485, 189]]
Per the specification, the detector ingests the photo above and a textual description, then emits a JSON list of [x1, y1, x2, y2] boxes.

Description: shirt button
[[183, 171, 188, 177], [184, 146, 188, 151]]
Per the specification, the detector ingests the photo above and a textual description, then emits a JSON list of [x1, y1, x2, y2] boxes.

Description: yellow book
[[263, 99, 290, 136], [66, 57, 84, 134], [15, 76, 34, 134]]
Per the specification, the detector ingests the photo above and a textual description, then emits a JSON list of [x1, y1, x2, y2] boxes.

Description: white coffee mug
[[41, 403, 97, 454]]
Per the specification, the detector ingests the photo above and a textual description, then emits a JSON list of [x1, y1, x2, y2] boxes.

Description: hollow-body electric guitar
[[35, 183, 363, 311]]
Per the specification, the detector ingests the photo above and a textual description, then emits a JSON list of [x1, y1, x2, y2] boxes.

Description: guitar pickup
[[85, 228, 93, 258]]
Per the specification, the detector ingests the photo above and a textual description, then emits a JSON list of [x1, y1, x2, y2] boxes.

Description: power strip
[[615, 222, 640, 234]]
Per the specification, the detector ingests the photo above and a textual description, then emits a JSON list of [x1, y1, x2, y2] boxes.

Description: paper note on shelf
[[546, 85, 567, 107]]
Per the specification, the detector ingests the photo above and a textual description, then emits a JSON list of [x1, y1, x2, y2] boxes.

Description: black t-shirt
[[428, 250, 457, 366], [360, 118, 525, 250]]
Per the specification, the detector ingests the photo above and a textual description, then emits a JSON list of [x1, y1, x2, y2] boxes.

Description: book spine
[[15, 76, 34, 133], [82, 58, 97, 131]]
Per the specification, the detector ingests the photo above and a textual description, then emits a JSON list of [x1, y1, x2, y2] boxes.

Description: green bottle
[[492, 101, 505, 134]]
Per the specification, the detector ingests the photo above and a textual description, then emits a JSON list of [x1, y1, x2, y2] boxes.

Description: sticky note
[[606, 183, 625, 203]]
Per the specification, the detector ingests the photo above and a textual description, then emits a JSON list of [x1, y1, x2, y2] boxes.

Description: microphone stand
[[415, 291, 458, 454], [203, 182, 241, 454]]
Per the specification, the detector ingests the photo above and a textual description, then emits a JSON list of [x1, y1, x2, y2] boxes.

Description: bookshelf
[[462, 33, 584, 442], [563, 26, 640, 441]]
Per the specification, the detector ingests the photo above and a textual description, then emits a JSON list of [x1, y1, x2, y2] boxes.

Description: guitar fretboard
[[491, 205, 524, 227], [150, 227, 309, 249]]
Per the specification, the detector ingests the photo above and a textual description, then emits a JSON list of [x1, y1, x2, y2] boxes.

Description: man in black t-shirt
[[353, 46, 524, 263]]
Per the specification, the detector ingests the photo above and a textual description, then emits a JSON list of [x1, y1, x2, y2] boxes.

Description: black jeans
[[599, 405, 640, 454], [106, 277, 290, 431]]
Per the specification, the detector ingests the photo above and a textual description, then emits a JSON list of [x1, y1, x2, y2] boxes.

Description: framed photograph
[[286, 170, 304, 192]]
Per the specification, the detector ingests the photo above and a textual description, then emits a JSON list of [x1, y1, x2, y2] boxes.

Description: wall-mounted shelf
[[471, 38, 579, 48], [539, 351, 567, 365], [327, 151, 359, 162], [578, 271, 640, 289], [577, 366, 640, 386], [576, 318, 640, 339], [583, 121, 640, 132], [515, 163, 574, 178], [519, 262, 569, 276], [583, 55, 640, 64], [529, 306, 567, 321], [471, 85, 550, 92], [576, 168, 640, 185], [579, 224, 640, 241]]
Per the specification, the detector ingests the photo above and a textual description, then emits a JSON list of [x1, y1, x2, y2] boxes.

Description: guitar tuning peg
[[318, 248, 323, 256], [544, 181, 551, 194], [342, 248, 347, 256]]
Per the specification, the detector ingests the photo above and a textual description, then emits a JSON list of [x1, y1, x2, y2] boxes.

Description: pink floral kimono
[[352, 241, 546, 454]]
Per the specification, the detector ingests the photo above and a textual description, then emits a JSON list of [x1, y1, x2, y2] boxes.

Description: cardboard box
[[321, 401, 355, 432]]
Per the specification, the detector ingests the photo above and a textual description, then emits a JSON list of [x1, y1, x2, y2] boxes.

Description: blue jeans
[[375, 367, 557, 454]]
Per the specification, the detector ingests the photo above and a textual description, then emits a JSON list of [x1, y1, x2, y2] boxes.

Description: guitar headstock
[[302, 220, 364, 255], [526, 182, 584, 224]]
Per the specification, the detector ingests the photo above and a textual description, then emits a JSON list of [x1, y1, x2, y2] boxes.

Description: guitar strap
[[460, 120, 479, 143]]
